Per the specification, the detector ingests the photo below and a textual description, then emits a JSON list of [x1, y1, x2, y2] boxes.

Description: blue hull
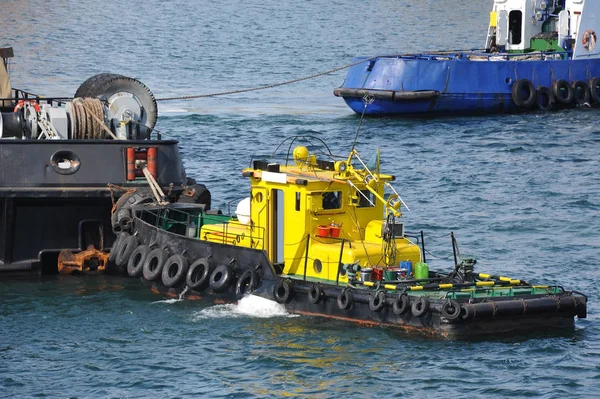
[[336, 54, 600, 115]]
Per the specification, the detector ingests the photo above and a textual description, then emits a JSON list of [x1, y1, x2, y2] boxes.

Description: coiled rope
[[70, 98, 117, 139]]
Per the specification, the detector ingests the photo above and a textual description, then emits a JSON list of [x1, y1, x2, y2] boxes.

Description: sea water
[[2, 0, 600, 397]]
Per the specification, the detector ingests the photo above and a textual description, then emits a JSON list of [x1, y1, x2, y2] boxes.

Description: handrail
[[136, 206, 266, 250]]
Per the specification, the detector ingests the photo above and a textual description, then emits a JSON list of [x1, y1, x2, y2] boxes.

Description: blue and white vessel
[[335, 0, 600, 115]]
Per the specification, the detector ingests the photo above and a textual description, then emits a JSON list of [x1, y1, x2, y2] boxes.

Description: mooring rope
[[154, 55, 384, 102], [154, 49, 486, 102]]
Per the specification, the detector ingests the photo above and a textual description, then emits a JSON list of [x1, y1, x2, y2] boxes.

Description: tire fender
[[411, 296, 430, 317], [552, 79, 574, 104], [115, 234, 138, 268], [369, 291, 386, 312], [307, 283, 323, 304], [142, 248, 168, 281], [572, 80, 591, 105], [441, 300, 461, 320], [337, 288, 353, 310], [392, 293, 410, 315], [235, 269, 258, 299], [535, 86, 555, 112], [186, 258, 212, 290], [127, 244, 150, 278], [209, 264, 234, 293], [161, 254, 189, 288], [511, 79, 536, 107], [273, 279, 293, 304], [589, 77, 600, 103]]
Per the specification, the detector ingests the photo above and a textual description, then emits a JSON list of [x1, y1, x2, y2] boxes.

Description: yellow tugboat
[[111, 136, 587, 338]]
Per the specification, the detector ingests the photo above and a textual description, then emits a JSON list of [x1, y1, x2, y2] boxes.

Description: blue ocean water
[[2, 0, 600, 397]]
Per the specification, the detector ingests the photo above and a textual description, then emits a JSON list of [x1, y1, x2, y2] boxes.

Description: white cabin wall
[[493, 0, 544, 51], [572, 0, 600, 59], [567, 0, 585, 38]]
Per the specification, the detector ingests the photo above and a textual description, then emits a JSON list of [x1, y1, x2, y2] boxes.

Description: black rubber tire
[[307, 283, 322, 304], [461, 305, 474, 321], [553, 79, 574, 104], [75, 73, 126, 98], [369, 291, 386, 312], [572, 80, 591, 105], [392, 293, 410, 315], [511, 79, 536, 107], [411, 296, 430, 317], [186, 258, 212, 290], [209, 264, 234, 293], [90, 76, 157, 131], [337, 288, 353, 310], [108, 233, 124, 263], [115, 234, 138, 268], [441, 300, 461, 320], [161, 254, 189, 288], [127, 244, 150, 278], [535, 86, 555, 112], [142, 248, 168, 281], [235, 269, 258, 299], [589, 77, 600, 103], [273, 279, 293, 304]]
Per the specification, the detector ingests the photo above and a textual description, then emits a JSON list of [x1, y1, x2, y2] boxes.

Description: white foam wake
[[192, 295, 292, 321]]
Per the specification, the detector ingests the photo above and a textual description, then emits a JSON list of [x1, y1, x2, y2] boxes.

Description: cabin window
[[508, 10, 522, 45], [313, 259, 322, 274], [357, 190, 375, 208], [322, 191, 342, 209], [295, 192, 300, 211]]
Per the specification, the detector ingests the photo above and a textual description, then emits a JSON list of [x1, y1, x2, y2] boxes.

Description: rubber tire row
[[111, 233, 259, 298], [511, 78, 600, 111], [273, 279, 463, 320]]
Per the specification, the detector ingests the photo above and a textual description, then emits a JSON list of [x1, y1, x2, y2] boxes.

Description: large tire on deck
[[74, 74, 158, 138], [186, 258, 212, 290], [161, 254, 189, 288], [127, 244, 150, 278], [143, 248, 168, 281], [511, 79, 536, 107], [74, 73, 126, 98]]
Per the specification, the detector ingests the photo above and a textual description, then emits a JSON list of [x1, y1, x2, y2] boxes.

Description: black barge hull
[[0, 139, 186, 274]]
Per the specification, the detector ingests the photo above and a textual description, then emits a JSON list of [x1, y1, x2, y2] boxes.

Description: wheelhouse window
[[322, 191, 342, 210], [508, 10, 522, 45], [357, 190, 375, 208]]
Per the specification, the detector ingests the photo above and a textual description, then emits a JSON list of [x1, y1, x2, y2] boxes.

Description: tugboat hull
[[128, 212, 587, 339]]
